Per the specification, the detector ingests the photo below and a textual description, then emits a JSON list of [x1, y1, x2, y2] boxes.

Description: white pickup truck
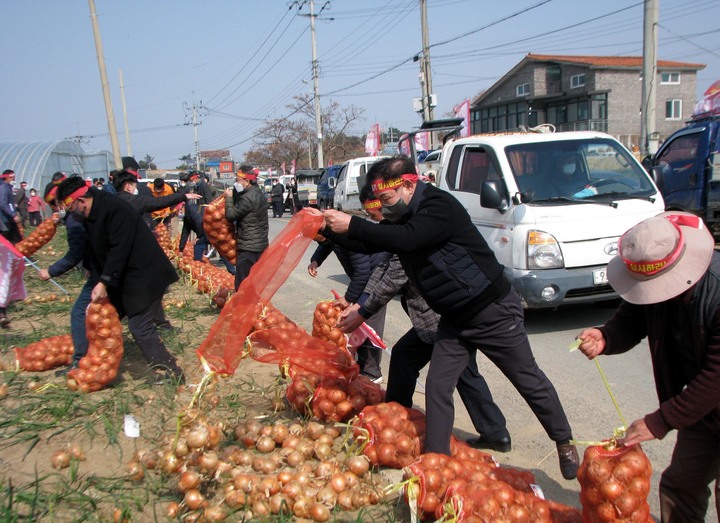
[[436, 129, 664, 308]]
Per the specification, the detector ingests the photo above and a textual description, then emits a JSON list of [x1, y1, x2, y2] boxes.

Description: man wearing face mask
[[321, 155, 580, 480], [224, 165, 269, 290], [113, 170, 200, 229], [55, 176, 185, 384]]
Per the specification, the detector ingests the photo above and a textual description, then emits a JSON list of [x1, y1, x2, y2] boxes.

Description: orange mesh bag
[[438, 479, 553, 523], [251, 302, 301, 332], [203, 196, 237, 265], [311, 374, 385, 422], [352, 402, 426, 469], [248, 327, 358, 381], [577, 443, 653, 523], [16, 216, 57, 257], [197, 210, 324, 374], [14, 334, 73, 372], [153, 222, 173, 254], [403, 453, 465, 520], [67, 299, 124, 393], [546, 500, 583, 523], [450, 438, 535, 493], [312, 301, 348, 352]]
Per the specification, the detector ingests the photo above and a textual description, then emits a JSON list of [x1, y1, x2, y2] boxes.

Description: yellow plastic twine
[[569, 338, 627, 443]]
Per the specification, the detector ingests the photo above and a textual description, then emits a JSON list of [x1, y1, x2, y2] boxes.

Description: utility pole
[[119, 68, 133, 157], [640, 0, 659, 156], [419, 0, 436, 149], [297, 0, 328, 169], [183, 96, 207, 172], [87, 0, 123, 170]]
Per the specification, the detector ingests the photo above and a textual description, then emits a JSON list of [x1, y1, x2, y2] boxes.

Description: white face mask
[[562, 163, 576, 175], [133, 187, 139, 195], [234, 182, 245, 193], [57, 209, 67, 219]]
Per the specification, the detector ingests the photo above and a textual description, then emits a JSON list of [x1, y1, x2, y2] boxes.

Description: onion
[[166, 501, 181, 518], [255, 435, 276, 453], [183, 489, 206, 510], [309, 502, 330, 522], [329, 472, 347, 493], [347, 455, 370, 477], [126, 460, 145, 481], [203, 505, 227, 522], [160, 451, 182, 474], [51, 449, 71, 469], [198, 450, 220, 473], [293, 496, 313, 518], [186, 424, 211, 449], [268, 493, 292, 515], [178, 470, 201, 492], [224, 490, 246, 508], [68, 443, 86, 461]]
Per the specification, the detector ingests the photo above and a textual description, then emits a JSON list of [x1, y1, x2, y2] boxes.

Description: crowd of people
[[2, 154, 719, 521]]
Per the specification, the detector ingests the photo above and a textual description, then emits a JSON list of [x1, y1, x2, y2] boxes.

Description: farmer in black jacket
[[113, 170, 200, 228], [321, 155, 579, 480], [56, 176, 184, 384], [224, 165, 269, 290]]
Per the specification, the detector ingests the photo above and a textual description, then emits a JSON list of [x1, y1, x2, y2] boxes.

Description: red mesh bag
[[14, 334, 73, 371], [309, 374, 385, 422], [577, 443, 653, 523], [439, 479, 553, 523], [249, 327, 358, 381], [67, 300, 124, 393], [197, 210, 323, 374], [403, 453, 463, 520], [203, 196, 237, 265], [312, 301, 348, 352], [352, 402, 426, 469], [547, 500, 583, 523], [16, 216, 57, 257], [251, 302, 301, 332], [153, 223, 173, 255], [450, 438, 535, 493]]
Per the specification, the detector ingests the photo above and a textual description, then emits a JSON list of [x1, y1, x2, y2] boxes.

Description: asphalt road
[[259, 211, 713, 522]]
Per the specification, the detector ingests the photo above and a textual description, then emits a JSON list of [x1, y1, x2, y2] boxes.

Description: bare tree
[[245, 95, 366, 170]]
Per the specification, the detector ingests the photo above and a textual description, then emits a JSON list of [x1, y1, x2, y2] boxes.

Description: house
[[470, 53, 705, 149]]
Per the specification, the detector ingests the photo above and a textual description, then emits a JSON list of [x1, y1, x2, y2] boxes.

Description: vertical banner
[[453, 98, 471, 137], [280, 161, 286, 176], [365, 123, 381, 156], [415, 132, 429, 153], [290, 159, 296, 177]]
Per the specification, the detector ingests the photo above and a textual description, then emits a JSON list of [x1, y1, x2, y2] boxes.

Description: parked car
[[438, 130, 664, 308], [418, 149, 441, 181], [330, 156, 388, 211], [317, 165, 341, 210]]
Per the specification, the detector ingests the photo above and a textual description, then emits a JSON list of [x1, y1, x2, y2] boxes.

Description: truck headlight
[[527, 230, 564, 269]]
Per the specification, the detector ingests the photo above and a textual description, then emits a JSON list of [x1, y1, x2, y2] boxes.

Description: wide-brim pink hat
[[607, 211, 715, 304]]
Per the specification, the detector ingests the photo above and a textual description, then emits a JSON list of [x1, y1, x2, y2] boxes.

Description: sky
[[1, 0, 718, 170]]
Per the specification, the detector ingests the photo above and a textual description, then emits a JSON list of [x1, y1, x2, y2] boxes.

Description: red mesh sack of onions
[[450, 438, 536, 493], [203, 196, 237, 265], [312, 301, 348, 352], [577, 442, 653, 523], [67, 299, 124, 393], [14, 334, 74, 372], [249, 326, 358, 381], [286, 373, 386, 422], [16, 216, 57, 257], [352, 401, 426, 469], [251, 302, 302, 333], [153, 222, 173, 254], [438, 478, 554, 523]]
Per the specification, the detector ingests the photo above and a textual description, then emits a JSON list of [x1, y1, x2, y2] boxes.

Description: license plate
[[593, 268, 608, 286]]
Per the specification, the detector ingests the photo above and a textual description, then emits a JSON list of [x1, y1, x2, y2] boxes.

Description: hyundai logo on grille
[[604, 242, 619, 256]]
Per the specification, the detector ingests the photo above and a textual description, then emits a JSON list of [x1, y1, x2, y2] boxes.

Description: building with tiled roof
[[471, 53, 706, 149]]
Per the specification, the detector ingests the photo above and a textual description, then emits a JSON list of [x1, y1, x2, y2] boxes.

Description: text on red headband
[[62, 186, 89, 207], [363, 199, 382, 210], [371, 173, 419, 194]]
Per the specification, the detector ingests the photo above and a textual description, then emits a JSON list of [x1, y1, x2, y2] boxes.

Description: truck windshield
[[506, 139, 656, 204]]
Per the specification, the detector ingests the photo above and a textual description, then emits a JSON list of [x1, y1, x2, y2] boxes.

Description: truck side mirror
[[328, 177, 337, 189], [651, 164, 666, 191], [480, 181, 508, 213]]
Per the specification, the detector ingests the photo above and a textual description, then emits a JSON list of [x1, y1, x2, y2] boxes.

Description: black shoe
[[0, 313, 10, 329], [557, 443, 580, 480], [55, 361, 79, 377], [466, 434, 512, 453]]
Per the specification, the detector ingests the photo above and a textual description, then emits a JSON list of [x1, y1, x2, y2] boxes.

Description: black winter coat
[[116, 190, 188, 227], [82, 188, 178, 316], [225, 185, 269, 253]]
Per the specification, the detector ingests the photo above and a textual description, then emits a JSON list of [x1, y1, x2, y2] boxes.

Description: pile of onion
[[152, 222, 173, 256], [16, 215, 57, 257], [176, 256, 235, 296], [251, 303, 302, 333], [67, 299, 124, 393], [203, 196, 237, 265], [309, 375, 385, 422], [352, 402, 426, 469], [14, 334, 74, 371], [577, 442, 652, 522], [312, 301, 347, 352]]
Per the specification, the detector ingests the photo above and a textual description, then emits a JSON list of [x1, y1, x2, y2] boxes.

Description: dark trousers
[[356, 304, 386, 379], [272, 200, 284, 218], [127, 297, 182, 375], [70, 277, 94, 362], [1, 221, 22, 243], [386, 327, 509, 441], [659, 423, 720, 522], [29, 211, 41, 226], [424, 289, 572, 454], [234, 250, 263, 290]]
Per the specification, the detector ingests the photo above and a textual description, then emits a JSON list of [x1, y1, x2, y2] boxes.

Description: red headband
[[62, 185, 89, 207], [44, 186, 59, 204], [620, 214, 701, 276], [363, 199, 382, 210], [371, 173, 418, 195]]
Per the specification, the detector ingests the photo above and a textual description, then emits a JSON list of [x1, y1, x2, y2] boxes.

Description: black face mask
[[380, 189, 408, 223]]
